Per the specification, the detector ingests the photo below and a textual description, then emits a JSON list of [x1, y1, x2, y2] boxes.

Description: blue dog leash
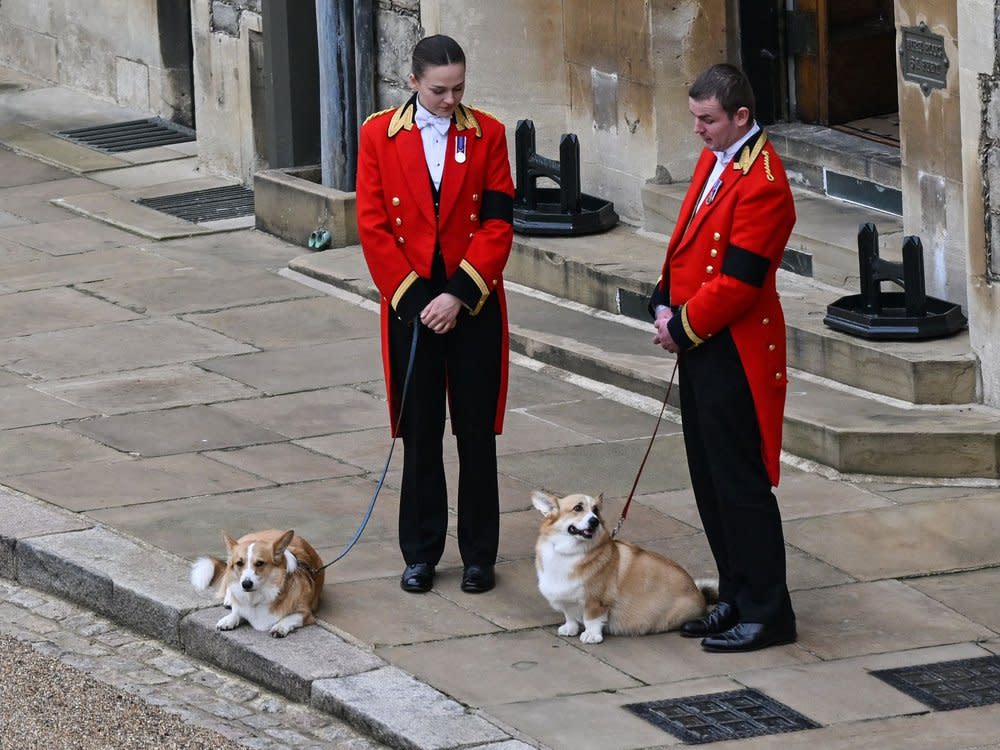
[[319, 318, 420, 570]]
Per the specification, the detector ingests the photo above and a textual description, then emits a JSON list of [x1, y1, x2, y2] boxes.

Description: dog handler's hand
[[652, 307, 679, 354], [421, 293, 462, 334]]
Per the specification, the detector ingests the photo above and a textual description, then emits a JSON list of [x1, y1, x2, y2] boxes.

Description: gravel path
[[0, 633, 244, 750], [0, 579, 386, 750]]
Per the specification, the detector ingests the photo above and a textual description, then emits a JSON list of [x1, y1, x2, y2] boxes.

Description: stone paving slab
[[31, 364, 258, 414], [0, 245, 193, 292], [186, 296, 378, 349], [783, 494, 1000, 579], [382, 629, 642, 706], [0, 488, 94, 577], [0, 175, 112, 222], [0, 317, 255, 378], [181, 608, 385, 702], [0, 425, 128, 476], [16, 526, 203, 645], [199, 339, 384, 395], [84, 476, 391, 562], [0, 121, 130, 172], [0, 215, 142, 255], [793, 580, 996, 660], [0, 383, 96, 427], [5, 453, 274, 512], [67, 404, 290, 457], [0, 287, 139, 338], [214, 385, 391, 439], [312, 666, 510, 750], [0, 145, 73, 187], [82, 269, 320, 316]]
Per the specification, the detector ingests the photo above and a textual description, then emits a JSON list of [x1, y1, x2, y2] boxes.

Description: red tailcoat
[[356, 97, 515, 434], [651, 131, 796, 484]]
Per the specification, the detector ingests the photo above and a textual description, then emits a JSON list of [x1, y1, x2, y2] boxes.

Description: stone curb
[[0, 488, 526, 750]]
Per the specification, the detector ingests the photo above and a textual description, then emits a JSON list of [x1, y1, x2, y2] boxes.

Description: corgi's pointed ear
[[275, 530, 294, 555], [222, 530, 238, 552], [596, 493, 605, 506], [531, 490, 558, 517]]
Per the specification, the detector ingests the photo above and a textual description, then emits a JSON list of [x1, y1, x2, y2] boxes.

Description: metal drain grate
[[136, 185, 255, 224], [624, 689, 819, 745], [57, 118, 195, 153], [872, 655, 1000, 711]]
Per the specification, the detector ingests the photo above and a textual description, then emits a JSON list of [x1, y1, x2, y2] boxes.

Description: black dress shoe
[[400, 563, 435, 593], [460, 564, 495, 593], [700, 621, 797, 653], [680, 602, 737, 638]]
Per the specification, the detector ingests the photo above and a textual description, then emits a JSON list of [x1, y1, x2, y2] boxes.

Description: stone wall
[[896, 2, 967, 308], [190, 0, 265, 183], [958, 0, 1000, 406], [0, 0, 193, 127], [428, 0, 726, 224]]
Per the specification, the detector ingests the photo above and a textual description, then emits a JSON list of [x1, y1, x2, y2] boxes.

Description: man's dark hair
[[688, 64, 755, 122], [412, 35, 466, 79]]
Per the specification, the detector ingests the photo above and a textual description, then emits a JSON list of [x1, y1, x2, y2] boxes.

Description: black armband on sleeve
[[481, 190, 514, 224], [721, 244, 770, 288]]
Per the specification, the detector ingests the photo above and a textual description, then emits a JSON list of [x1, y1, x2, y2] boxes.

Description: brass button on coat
[[395, 217, 402, 226], [706, 265, 714, 274], [768, 343, 776, 351], [472, 193, 479, 201], [392, 196, 400, 206], [470, 213, 478, 221], [762, 317, 770, 325], [710, 248, 718, 257], [397, 236, 405, 244], [713, 232, 721, 241]]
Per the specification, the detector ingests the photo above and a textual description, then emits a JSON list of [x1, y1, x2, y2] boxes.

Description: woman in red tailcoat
[[356, 35, 514, 596]]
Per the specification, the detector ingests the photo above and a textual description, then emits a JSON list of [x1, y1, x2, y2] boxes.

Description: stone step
[[642, 180, 905, 291], [287, 245, 996, 479], [504, 225, 975, 405], [767, 123, 902, 214]]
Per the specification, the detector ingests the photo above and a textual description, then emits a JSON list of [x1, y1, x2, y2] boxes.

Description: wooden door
[[792, 0, 897, 125]]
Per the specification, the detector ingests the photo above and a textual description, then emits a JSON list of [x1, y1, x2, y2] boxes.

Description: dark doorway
[[157, 0, 196, 129], [789, 0, 897, 127], [739, 0, 787, 125]]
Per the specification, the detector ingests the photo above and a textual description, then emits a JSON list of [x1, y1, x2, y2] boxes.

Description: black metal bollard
[[824, 223, 966, 340], [512, 119, 618, 236]]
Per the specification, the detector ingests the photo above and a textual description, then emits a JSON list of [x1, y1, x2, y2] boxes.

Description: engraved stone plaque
[[900, 22, 948, 95]]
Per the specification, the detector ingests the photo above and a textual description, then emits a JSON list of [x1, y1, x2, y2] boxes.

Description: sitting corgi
[[532, 491, 716, 644], [190, 529, 324, 638]]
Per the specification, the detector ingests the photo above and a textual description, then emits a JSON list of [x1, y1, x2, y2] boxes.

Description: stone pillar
[[958, 0, 1000, 406], [895, 3, 966, 308]]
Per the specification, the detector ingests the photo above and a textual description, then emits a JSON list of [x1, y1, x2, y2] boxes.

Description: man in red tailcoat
[[650, 64, 797, 652]]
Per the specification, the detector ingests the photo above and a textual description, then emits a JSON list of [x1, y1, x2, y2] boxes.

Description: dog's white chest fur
[[536, 538, 586, 609]]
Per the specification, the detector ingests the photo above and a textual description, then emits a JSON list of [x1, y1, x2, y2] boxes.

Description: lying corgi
[[189, 529, 324, 638], [532, 491, 716, 644]]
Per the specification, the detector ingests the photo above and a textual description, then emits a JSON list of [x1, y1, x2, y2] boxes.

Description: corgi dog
[[532, 491, 716, 644], [190, 529, 324, 638]]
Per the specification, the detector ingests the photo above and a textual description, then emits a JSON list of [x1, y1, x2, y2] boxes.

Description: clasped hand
[[652, 307, 679, 354], [421, 292, 462, 334]]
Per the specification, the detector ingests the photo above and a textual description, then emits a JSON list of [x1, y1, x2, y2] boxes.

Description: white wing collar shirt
[[696, 121, 761, 211], [414, 98, 451, 191]]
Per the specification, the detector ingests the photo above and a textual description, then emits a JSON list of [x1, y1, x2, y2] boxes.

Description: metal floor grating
[[57, 118, 195, 153], [872, 655, 1000, 712], [624, 688, 819, 745], [136, 185, 255, 224]]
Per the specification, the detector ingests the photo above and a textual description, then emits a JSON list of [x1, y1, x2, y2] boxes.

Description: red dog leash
[[611, 359, 679, 539]]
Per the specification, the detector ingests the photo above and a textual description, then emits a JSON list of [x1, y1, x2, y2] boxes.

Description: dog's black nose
[[242, 579, 254, 591], [587, 515, 599, 530]]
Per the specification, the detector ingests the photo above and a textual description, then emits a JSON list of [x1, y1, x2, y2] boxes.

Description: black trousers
[[678, 329, 794, 625], [387, 261, 502, 568]]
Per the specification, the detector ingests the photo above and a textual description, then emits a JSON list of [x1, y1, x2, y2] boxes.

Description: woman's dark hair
[[688, 63, 755, 123], [411, 35, 466, 79]]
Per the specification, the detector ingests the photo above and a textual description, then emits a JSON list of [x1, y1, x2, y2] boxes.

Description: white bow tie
[[415, 109, 451, 136]]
